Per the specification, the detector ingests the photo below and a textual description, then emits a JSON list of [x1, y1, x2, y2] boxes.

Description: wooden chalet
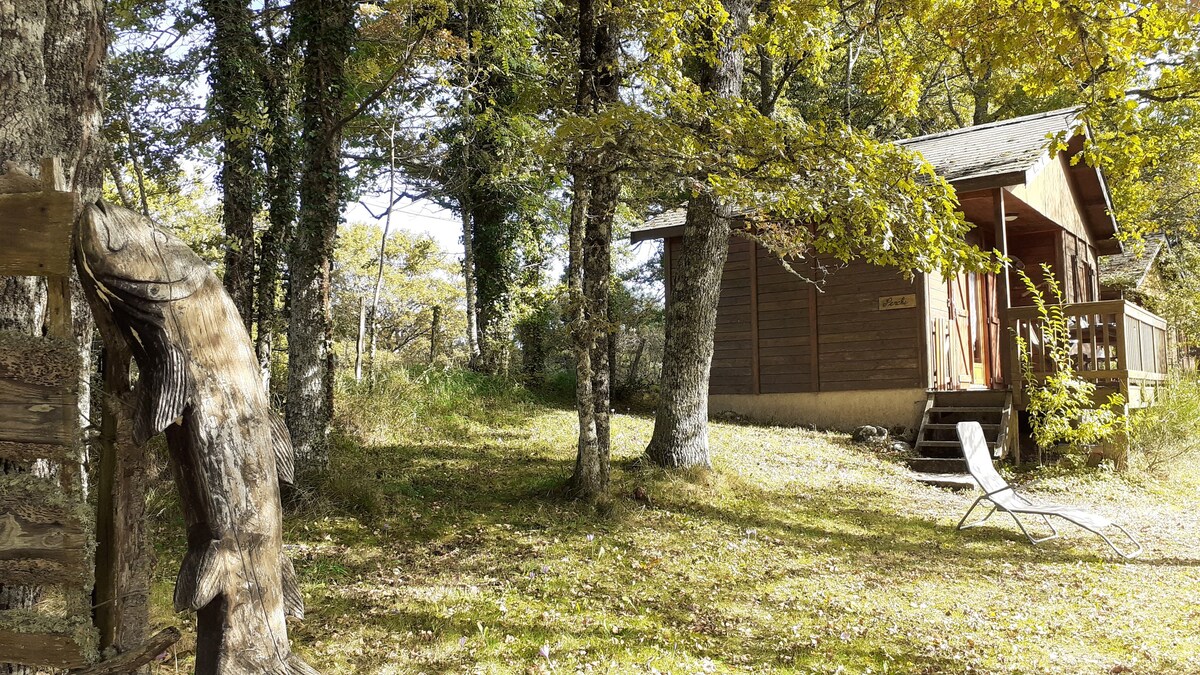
[[633, 108, 1171, 464]]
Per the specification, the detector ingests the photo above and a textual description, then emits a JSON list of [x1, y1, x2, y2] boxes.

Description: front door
[[950, 272, 989, 388]]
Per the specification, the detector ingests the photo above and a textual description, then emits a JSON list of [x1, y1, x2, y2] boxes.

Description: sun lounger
[[954, 421, 1142, 559]]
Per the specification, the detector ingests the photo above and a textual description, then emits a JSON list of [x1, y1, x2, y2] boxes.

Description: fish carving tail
[[271, 410, 296, 485], [174, 540, 226, 612], [281, 553, 304, 619]]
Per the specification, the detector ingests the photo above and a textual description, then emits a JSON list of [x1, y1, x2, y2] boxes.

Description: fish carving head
[[76, 200, 200, 444], [76, 200, 206, 306]]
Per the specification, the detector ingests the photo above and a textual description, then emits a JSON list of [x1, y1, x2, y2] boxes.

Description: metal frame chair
[[955, 421, 1142, 559]]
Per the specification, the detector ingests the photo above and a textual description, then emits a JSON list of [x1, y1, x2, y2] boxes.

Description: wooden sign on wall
[[879, 294, 917, 311]]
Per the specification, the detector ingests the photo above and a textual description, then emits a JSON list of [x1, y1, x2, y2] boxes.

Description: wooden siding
[[1009, 154, 1094, 246], [704, 242, 923, 396], [711, 238, 755, 394], [755, 245, 813, 393], [815, 257, 923, 391]]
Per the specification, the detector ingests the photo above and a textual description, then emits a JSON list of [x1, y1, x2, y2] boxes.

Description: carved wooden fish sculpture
[[75, 201, 317, 675]]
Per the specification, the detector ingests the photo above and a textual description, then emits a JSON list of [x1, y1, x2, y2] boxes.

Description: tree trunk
[[460, 205, 479, 363], [288, 0, 355, 473], [354, 296, 365, 382], [644, 0, 750, 469], [202, 0, 263, 330], [367, 126, 394, 386], [0, 0, 105, 671], [626, 335, 646, 388], [470, 193, 515, 375], [429, 305, 440, 363], [257, 24, 298, 396], [567, 0, 621, 502]]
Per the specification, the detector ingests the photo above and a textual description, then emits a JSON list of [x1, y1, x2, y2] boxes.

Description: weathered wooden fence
[[0, 159, 95, 669]]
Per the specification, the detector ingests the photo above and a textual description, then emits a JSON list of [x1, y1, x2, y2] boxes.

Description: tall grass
[[334, 366, 535, 445]]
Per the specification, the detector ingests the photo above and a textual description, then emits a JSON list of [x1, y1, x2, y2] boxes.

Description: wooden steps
[[908, 389, 1014, 478]]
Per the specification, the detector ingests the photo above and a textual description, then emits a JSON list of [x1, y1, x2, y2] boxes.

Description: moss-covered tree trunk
[[202, 0, 263, 330], [257, 25, 298, 395], [288, 0, 355, 473], [0, 0, 105, 670], [644, 0, 750, 469], [567, 0, 621, 501]]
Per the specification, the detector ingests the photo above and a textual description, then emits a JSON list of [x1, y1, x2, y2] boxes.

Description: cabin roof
[[1098, 236, 1164, 292], [897, 108, 1081, 185], [633, 108, 1121, 247]]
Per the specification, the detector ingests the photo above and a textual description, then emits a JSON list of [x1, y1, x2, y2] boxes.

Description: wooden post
[[429, 305, 441, 363], [93, 344, 151, 659], [354, 296, 366, 382], [993, 188, 1012, 388]]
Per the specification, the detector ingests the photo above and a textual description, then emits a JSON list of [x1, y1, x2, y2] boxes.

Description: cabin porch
[[1006, 299, 1169, 409]]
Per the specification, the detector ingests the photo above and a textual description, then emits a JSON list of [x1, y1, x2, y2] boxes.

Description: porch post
[[993, 188, 1012, 387]]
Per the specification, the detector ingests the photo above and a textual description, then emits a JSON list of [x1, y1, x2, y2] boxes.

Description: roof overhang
[[631, 224, 682, 243]]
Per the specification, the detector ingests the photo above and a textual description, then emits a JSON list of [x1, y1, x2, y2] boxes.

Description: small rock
[[851, 425, 887, 443], [889, 441, 912, 453]]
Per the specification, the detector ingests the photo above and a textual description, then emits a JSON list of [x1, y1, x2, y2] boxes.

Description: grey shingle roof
[[1098, 236, 1164, 290], [897, 108, 1081, 183]]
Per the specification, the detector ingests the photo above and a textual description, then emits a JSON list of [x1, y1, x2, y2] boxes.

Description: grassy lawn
[[148, 376, 1200, 674]]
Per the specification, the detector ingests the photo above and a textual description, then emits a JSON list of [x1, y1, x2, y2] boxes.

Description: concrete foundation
[[709, 388, 929, 432]]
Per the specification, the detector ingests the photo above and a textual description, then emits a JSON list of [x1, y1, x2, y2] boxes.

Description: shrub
[[1014, 264, 1125, 454], [1128, 369, 1200, 474]]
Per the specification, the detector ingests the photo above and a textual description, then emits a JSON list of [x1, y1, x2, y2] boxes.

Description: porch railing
[[1007, 299, 1168, 406]]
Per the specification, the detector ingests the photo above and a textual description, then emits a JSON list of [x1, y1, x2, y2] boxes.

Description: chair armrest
[[982, 485, 1015, 498]]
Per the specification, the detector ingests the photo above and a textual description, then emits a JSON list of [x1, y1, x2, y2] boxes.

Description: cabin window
[[1086, 263, 1096, 302]]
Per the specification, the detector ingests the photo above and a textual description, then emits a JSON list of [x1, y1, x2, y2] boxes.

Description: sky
[[345, 196, 463, 259]]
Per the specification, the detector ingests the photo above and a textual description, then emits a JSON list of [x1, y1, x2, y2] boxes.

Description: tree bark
[[288, 0, 355, 473], [644, 0, 750, 469], [0, 0, 105, 670], [257, 25, 298, 396], [460, 204, 479, 363], [567, 0, 621, 501], [203, 0, 264, 330]]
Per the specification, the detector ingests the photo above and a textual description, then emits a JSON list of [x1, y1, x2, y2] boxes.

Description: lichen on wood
[[0, 330, 79, 389], [0, 440, 75, 463], [0, 608, 98, 664]]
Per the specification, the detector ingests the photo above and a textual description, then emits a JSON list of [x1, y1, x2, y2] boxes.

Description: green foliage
[[1148, 242, 1200, 348], [101, 169, 226, 266], [332, 223, 466, 364], [1014, 264, 1125, 452], [1128, 369, 1200, 475]]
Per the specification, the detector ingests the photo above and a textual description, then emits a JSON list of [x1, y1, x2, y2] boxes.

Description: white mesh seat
[[954, 421, 1142, 559]]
